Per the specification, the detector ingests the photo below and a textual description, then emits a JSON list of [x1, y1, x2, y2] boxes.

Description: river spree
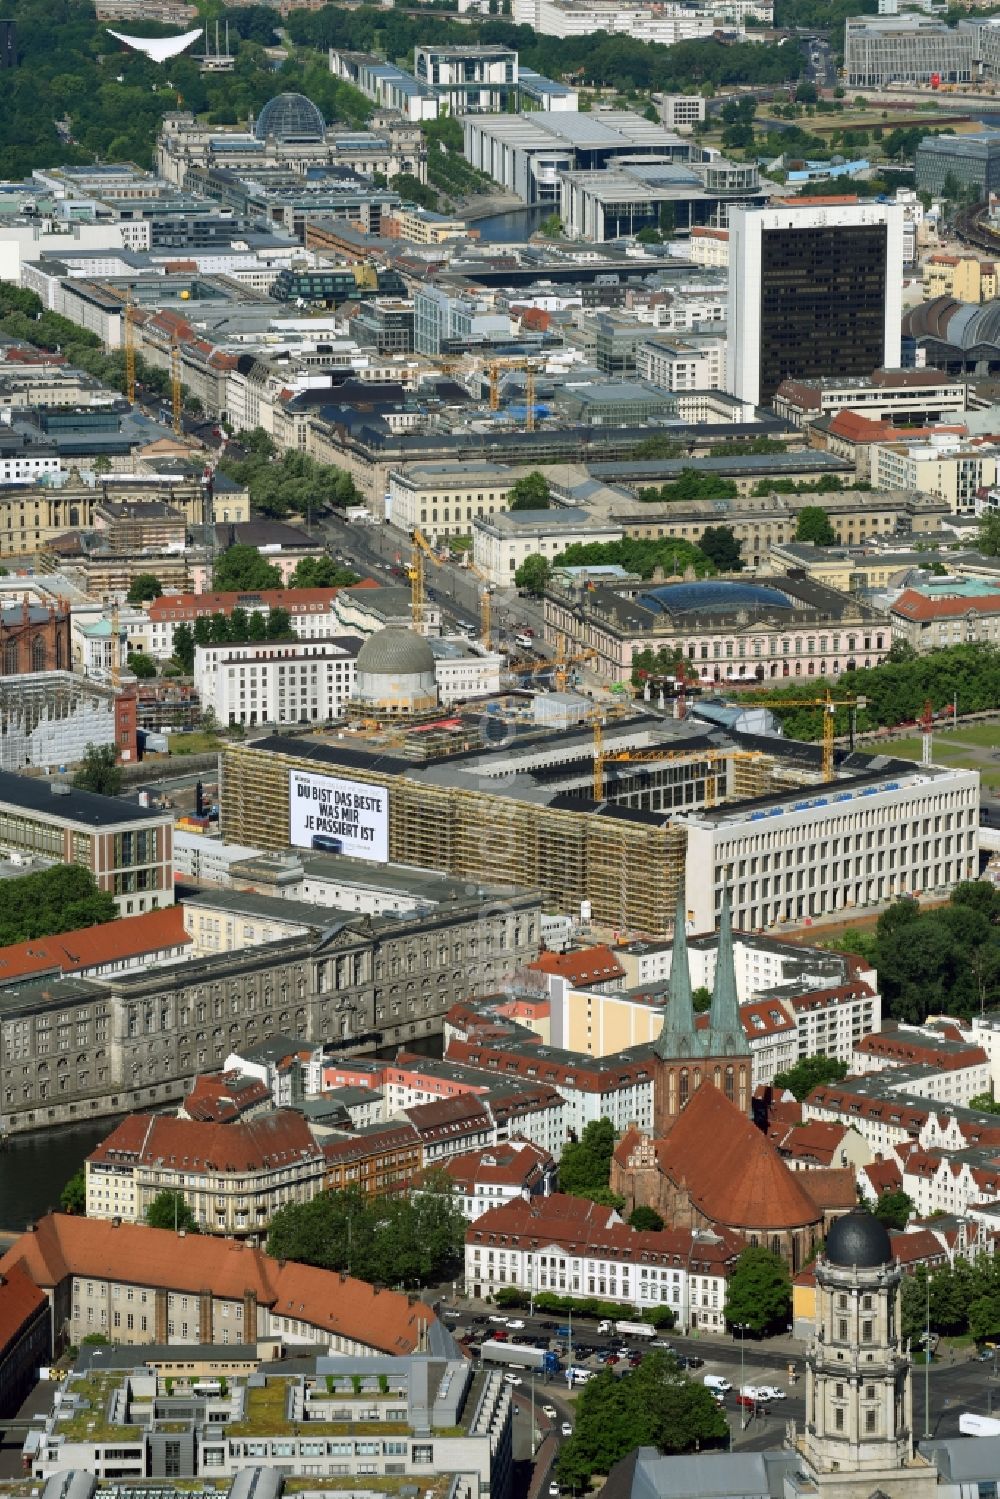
[[0, 1116, 120, 1231]]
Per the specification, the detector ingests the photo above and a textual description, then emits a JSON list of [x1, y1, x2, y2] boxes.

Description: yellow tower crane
[[110, 603, 121, 690], [124, 292, 137, 405], [592, 728, 765, 805], [749, 689, 866, 781], [170, 339, 183, 436], [488, 358, 540, 432], [408, 527, 443, 636]]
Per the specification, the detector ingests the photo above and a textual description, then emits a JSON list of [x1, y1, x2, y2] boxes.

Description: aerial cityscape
[[4, 3, 1000, 1499]]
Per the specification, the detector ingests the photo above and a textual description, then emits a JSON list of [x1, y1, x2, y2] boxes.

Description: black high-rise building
[[727, 203, 903, 409]]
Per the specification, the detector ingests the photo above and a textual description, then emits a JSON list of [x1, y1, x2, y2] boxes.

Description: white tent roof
[[106, 26, 203, 61]]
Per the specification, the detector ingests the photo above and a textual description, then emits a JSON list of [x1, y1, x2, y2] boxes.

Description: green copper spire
[[707, 888, 742, 1055], [653, 886, 697, 1060]]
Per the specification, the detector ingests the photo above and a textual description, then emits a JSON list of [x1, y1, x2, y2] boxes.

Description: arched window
[[725, 1065, 735, 1103], [3, 640, 16, 676], [679, 1069, 689, 1109], [31, 636, 45, 672], [55, 631, 64, 670]]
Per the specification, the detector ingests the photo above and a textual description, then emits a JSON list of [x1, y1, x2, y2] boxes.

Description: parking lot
[[442, 1309, 804, 1448]]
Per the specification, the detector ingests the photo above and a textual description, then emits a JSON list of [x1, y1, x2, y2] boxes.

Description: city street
[[441, 1305, 1000, 1453], [320, 512, 553, 649]]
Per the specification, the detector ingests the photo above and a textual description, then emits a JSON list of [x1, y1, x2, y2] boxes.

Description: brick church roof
[[652, 1085, 824, 1232]]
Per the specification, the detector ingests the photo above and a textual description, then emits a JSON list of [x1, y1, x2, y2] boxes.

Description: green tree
[[73, 742, 122, 797], [629, 1205, 664, 1231], [556, 1353, 725, 1486], [699, 525, 743, 572], [692, 984, 712, 1013], [772, 1055, 848, 1101], [539, 213, 563, 239], [267, 607, 292, 638], [978, 512, 1000, 558], [724, 1246, 791, 1336], [795, 506, 837, 545], [969, 1292, 1000, 1345], [969, 1092, 1000, 1115], [507, 472, 551, 511], [514, 554, 551, 594], [127, 573, 163, 605], [60, 1167, 86, 1215], [873, 1189, 913, 1231], [290, 555, 360, 588], [0, 865, 116, 944], [555, 535, 715, 580], [146, 1190, 199, 1233], [173, 623, 195, 673], [214, 545, 282, 592], [128, 652, 157, 680], [267, 1178, 466, 1285], [558, 1118, 617, 1200]]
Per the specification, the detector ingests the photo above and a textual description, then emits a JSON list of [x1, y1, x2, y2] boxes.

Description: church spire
[[707, 888, 742, 1054], [653, 886, 697, 1060]]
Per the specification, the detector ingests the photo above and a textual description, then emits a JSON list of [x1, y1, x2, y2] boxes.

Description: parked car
[[442, 1308, 462, 1319], [680, 1355, 704, 1370], [548, 1484, 560, 1497], [651, 1339, 674, 1349], [507, 1319, 526, 1330], [736, 1393, 757, 1410], [488, 1314, 508, 1324], [758, 1386, 786, 1401], [492, 1330, 509, 1342]]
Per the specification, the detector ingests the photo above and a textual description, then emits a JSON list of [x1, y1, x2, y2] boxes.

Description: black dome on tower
[[825, 1210, 893, 1269]]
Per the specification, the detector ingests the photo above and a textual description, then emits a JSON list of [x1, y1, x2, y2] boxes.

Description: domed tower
[[348, 627, 440, 725], [799, 1211, 937, 1499], [253, 93, 326, 143]]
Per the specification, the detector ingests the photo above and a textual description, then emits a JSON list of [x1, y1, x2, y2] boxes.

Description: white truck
[[480, 1340, 560, 1374], [614, 1321, 656, 1340], [959, 1413, 1000, 1437]]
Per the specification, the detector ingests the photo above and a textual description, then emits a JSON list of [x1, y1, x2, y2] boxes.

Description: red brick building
[[0, 599, 71, 676]]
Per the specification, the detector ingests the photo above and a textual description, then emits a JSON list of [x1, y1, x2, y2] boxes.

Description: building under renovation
[[220, 712, 977, 936], [0, 673, 137, 770]]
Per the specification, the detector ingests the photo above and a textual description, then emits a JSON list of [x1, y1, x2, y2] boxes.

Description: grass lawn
[[167, 732, 224, 756], [946, 724, 1000, 750]]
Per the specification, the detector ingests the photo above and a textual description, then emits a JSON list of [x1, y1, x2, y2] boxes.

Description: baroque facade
[[0, 890, 541, 1135]]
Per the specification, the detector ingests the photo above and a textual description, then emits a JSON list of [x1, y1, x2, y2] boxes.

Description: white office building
[[194, 638, 359, 728], [681, 764, 979, 932], [727, 202, 904, 409]]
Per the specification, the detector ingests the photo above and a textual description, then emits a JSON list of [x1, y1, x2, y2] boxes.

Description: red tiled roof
[[182, 1071, 272, 1123], [653, 1087, 822, 1231], [889, 1228, 948, 1267], [0, 905, 189, 983], [530, 945, 625, 986], [0, 1215, 431, 1354], [860, 1157, 903, 1196], [891, 587, 1000, 623], [0, 1261, 47, 1355], [855, 1031, 988, 1070], [442, 1140, 552, 1191], [777, 1120, 854, 1167], [148, 585, 377, 621], [445, 1037, 652, 1094], [796, 1167, 857, 1211], [88, 1109, 324, 1175], [466, 1193, 743, 1271]]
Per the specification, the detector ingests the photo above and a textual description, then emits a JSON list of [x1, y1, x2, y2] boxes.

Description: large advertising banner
[[289, 769, 389, 863]]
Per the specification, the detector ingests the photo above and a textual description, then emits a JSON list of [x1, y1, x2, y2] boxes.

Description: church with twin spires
[[650, 887, 752, 1134], [611, 888, 854, 1272]]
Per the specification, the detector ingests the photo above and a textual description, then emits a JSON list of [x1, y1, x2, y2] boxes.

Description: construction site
[[219, 692, 977, 936]]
